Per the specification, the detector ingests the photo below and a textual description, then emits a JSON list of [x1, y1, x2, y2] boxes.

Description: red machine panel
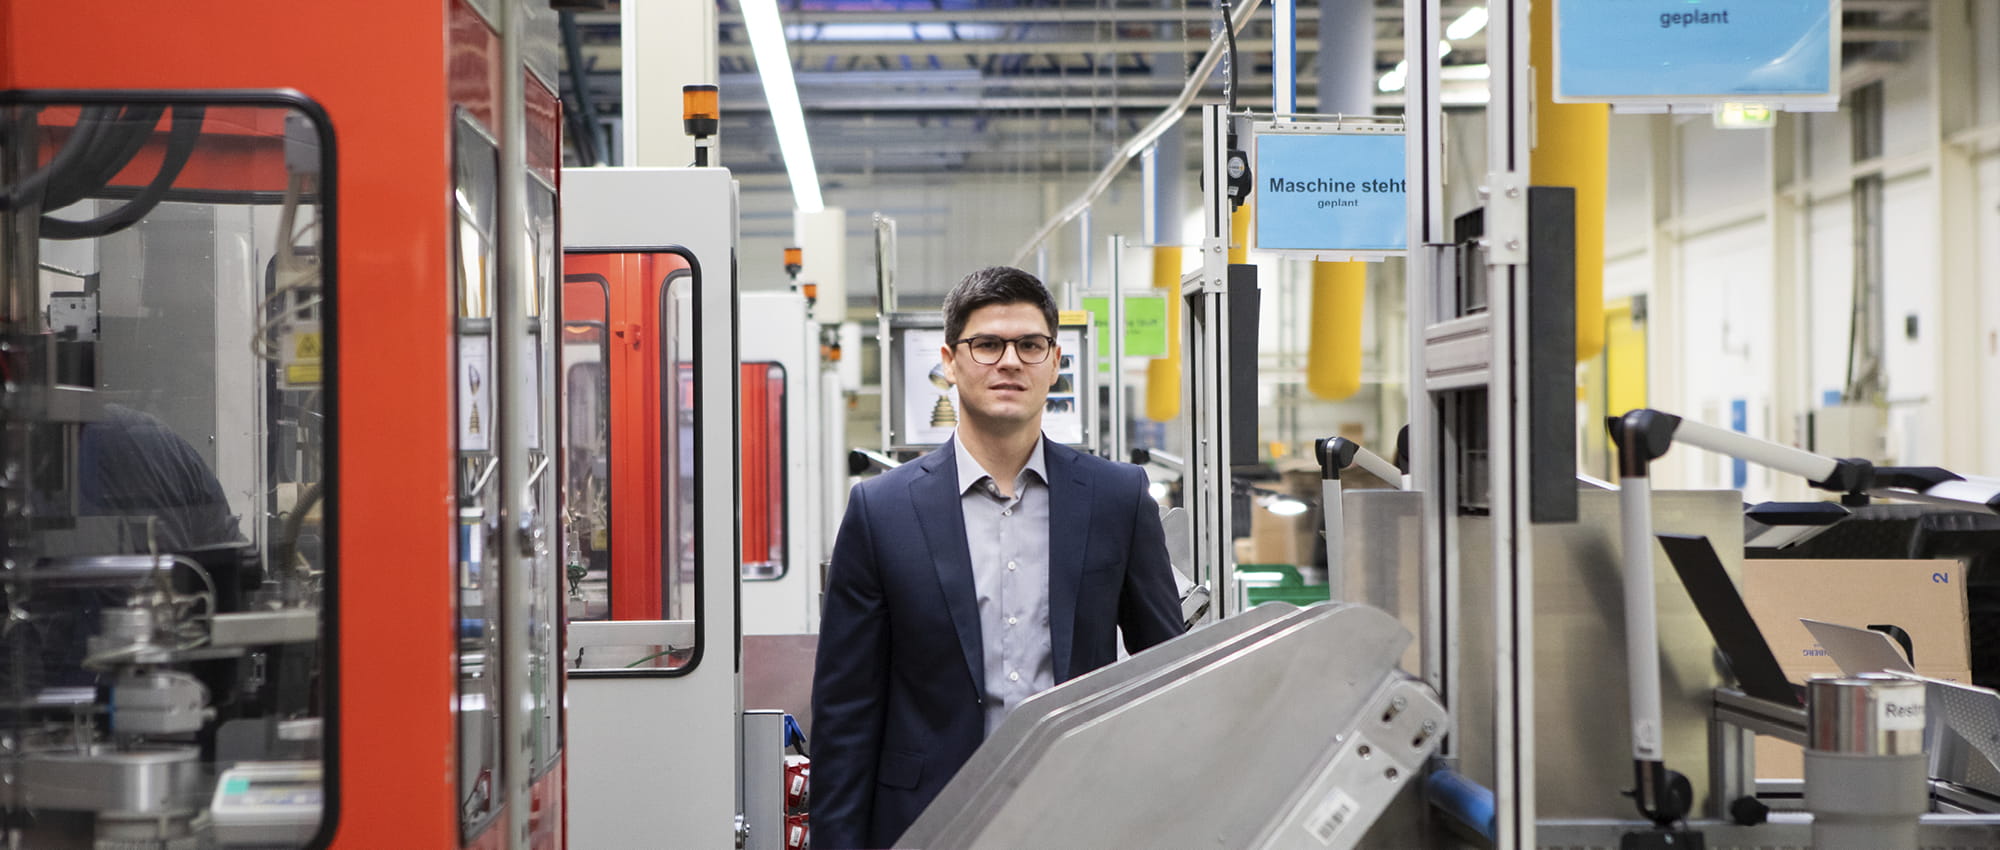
[[1, 1, 564, 847]]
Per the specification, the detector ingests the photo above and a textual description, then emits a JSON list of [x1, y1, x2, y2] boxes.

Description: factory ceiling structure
[[557, 0, 1931, 180]]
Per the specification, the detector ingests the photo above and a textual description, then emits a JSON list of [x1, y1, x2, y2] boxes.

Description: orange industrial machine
[[1, 2, 565, 848]]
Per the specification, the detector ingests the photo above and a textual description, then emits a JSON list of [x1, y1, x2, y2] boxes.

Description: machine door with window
[[0, 95, 335, 850]]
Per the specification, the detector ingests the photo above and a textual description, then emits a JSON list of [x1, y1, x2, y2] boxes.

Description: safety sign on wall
[[1251, 122, 1408, 257], [1080, 295, 1168, 374], [1555, 0, 1837, 106]]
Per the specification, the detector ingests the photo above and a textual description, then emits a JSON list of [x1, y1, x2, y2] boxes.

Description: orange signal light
[[682, 85, 719, 123]]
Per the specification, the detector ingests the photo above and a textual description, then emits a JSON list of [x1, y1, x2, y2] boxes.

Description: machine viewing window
[[0, 95, 335, 848], [741, 362, 787, 581], [450, 114, 503, 838], [524, 179, 561, 776], [664, 269, 698, 629], [561, 274, 611, 621], [558, 250, 704, 677]]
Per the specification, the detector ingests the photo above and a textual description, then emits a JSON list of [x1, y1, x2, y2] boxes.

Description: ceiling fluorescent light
[[1378, 60, 1407, 93], [740, 0, 824, 213], [1445, 6, 1489, 41]]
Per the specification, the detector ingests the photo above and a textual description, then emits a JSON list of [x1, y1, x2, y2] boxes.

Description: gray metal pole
[[1319, 0, 1375, 116], [1078, 207, 1092, 307], [496, 1, 534, 847], [1147, 111, 1183, 246], [1109, 234, 1126, 462], [1274, 0, 1296, 113]]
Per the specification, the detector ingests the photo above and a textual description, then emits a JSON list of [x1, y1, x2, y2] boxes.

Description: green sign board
[[1080, 295, 1168, 373]]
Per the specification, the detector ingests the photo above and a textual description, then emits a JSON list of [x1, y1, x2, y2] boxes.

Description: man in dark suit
[[810, 267, 1185, 849]]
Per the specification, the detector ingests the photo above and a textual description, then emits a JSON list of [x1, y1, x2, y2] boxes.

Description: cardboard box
[[1739, 558, 1970, 779], [1247, 500, 1306, 565], [1742, 558, 1968, 676]]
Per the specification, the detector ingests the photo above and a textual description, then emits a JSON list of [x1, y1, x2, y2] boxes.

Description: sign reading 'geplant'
[[1556, 0, 1837, 105]]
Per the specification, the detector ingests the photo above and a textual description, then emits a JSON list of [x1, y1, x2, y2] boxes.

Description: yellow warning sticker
[[278, 324, 324, 389]]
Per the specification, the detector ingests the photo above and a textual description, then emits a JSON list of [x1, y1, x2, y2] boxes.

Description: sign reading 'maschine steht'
[[1556, 0, 1835, 102], [1254, 129, 1407, 254]]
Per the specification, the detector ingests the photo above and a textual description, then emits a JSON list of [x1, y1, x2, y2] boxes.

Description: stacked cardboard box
[[1740, 558, 1970, 778]]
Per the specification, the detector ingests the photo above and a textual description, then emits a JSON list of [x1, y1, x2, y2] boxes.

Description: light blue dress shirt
[[953, 434, 1055, 737]]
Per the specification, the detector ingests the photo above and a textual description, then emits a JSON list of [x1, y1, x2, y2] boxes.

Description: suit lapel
[[911, 442, 986, 696], [1044, 440, 1092, 682]]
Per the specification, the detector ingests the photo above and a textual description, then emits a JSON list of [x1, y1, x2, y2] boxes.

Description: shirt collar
[[953, 432, 1048, 495]]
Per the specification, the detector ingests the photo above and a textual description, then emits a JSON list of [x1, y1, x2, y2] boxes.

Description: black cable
[[1219, 0, 1239, 113], [49, 104, 165, 211], [276, 480, 323, 572], [0, 104, 119, 211], [40, 105, 206, 241], [559, 10, 609, 166]]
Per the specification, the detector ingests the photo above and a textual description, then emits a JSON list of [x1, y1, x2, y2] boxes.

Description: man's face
[[940, 302, 1061, 430]]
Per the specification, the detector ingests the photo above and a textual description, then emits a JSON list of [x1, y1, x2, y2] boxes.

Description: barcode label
[[1306, 789, 1361, 846]]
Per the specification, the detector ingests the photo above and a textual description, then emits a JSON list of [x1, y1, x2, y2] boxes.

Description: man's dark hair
[[942, 266, 1059, 344]]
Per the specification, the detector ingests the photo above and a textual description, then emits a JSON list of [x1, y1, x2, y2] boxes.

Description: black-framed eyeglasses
[[954, 333, 1056, 365]]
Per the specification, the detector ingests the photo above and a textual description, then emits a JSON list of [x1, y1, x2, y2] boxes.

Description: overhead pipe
[[1306, 0, 1372, 401], [560, 10, 610, 166], [1009, 0, 1267, 267], [1144, 112, 1185, 422]]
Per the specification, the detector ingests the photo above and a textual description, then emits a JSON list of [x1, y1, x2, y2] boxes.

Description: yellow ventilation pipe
[[1531, 0, 1608, 361], [1229, 203, 1251, 264], [1145, 245, 1183, 421], [1306, 261, 1366, 400]]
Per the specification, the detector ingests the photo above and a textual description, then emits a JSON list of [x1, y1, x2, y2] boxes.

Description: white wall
[[1981, 150, 2000, 473], [1597, 8, 2000, 499]]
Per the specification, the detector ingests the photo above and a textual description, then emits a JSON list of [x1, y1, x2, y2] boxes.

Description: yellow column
[[1146, 245, 1184, 421], [1531, 0, 1608, 362], [1306, 261, 1366, 400], [1229, 203, 1251, 264]]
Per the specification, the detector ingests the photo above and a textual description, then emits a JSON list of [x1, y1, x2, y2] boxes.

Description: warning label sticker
[[278, 324, 323, 389]]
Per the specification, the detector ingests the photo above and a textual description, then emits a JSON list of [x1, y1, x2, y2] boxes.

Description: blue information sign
[[1253, 128, 1407, 254], [1557, 0, 1835, 102]]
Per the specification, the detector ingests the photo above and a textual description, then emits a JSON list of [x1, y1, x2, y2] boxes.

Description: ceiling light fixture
[[740, 0, 825, 212], [1445, 6, 1489, 41], [1378, 60, 1408, 93]]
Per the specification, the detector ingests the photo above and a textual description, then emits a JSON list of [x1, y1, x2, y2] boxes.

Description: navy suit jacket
[[809, 437, 1184, 849]]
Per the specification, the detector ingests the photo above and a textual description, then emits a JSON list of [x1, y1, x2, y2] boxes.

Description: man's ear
[[939, 344, 958, 386]]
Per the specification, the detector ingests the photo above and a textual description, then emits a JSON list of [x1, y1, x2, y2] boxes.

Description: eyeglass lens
[[965, 335, 1052, 364]]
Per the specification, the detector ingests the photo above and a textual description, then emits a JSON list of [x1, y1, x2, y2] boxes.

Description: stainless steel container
[[1805, 674, 1928, 850]]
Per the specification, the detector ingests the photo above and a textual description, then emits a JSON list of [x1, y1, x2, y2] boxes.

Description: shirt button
[[1007, 561, 1017, 571], [1009, 671, 1021, 682], [1007, 616, 1018, 626], [1002, 509, 1011, 516]]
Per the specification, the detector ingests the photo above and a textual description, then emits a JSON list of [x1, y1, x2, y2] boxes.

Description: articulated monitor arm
[[1609, 408, 2000, 514], [1313, 437, 1405, 590], [1605, 407, 2000, 828]]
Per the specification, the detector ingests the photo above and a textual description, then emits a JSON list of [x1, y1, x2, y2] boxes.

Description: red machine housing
[[1, 2, 564, 846]]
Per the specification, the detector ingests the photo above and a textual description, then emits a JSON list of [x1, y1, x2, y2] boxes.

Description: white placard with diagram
[[889, 320, 1089, 452]]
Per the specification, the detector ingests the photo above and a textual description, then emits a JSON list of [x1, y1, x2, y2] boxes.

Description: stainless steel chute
[[897, 601, 1447, 850]]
